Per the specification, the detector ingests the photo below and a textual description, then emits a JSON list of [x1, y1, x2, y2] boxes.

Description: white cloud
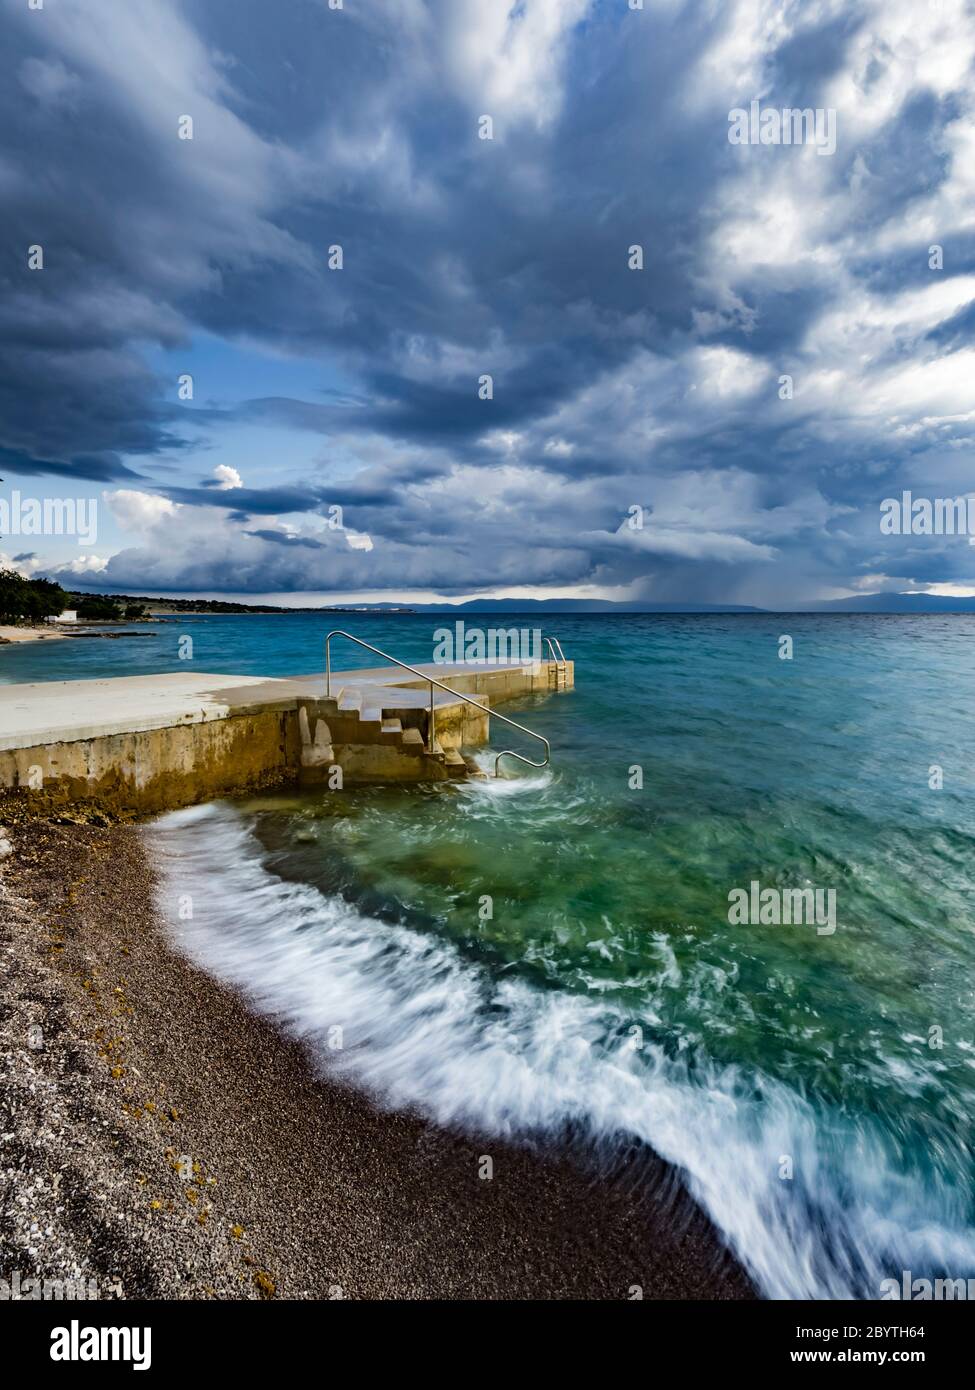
[[690, 346, 773, 401], [0, 550, 40, 577], [612, 525, 776, 564], [213, 464, 243, 490], [104, 489, 180, 531], [481, 430, 524, 456], [49, 553, 110, 576], [437, 0, 593, 129]]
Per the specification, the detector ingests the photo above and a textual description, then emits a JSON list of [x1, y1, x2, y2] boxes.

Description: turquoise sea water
[[6, 613, 975, 1297]]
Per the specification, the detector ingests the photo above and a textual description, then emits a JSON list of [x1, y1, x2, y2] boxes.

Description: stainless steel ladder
[[324, 629, 565, 776], [544, 636, 568, 690]]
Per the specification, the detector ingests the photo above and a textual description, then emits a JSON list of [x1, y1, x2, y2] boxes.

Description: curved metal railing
[[324, 629, 556, 777], [543, 636, 568, 688]]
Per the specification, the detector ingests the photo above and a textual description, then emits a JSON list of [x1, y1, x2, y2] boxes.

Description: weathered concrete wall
[[0, 709, 301, 816], [316, 742, 454, 784]]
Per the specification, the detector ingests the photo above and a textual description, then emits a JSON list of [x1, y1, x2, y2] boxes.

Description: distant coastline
[[52, 590, 975, 615], [0, 623, 157, 647]]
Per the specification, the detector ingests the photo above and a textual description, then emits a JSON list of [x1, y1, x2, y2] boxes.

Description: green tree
[[22, 576, 68, 623], [75, 594, 123, 620], [0, 570, 67, 625], [0, 569, 29, 624]]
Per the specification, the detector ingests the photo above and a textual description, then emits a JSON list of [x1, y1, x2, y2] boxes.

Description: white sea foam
[[465, 750, 554, 792], [148, 802, 975, 1300]]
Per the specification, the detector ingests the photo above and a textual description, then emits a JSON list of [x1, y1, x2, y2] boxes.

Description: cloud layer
[[3, 0, 975, 601]]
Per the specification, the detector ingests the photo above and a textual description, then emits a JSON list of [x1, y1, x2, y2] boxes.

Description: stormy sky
[[2, 0, 974, 605]]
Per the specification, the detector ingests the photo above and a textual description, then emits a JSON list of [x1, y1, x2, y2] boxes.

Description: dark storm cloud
[[244, 529, 326, 549], [0, 446, 144, 484], [160, 484, 331, 514]]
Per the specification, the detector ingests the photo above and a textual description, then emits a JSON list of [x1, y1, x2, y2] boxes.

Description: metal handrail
[[324, 629, 552, 776], [543, 637, 568, 685]]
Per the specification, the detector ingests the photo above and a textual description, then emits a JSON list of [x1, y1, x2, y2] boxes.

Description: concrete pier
[[0, 658, 573, 814]]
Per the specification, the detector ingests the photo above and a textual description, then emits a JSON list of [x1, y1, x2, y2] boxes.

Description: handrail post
[[325, 635, 331, 698], [428, 680, 435, 754]]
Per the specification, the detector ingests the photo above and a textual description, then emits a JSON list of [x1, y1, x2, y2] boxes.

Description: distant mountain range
[[59, 590, 975, 615], [338, 594, 975, 613], [802, 593, 975, 614], [391, 599, 763, 613]]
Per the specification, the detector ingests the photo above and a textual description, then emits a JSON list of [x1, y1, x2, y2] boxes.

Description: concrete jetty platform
[[0, 657, 573, 814]]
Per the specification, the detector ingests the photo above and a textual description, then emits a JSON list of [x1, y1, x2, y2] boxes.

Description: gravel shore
[[0, 807, 755, 1301]]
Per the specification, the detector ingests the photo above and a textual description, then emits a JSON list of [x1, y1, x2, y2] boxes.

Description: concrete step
[[424, 739, 446, 761], [443, 748, 468, 780], [337, 687, 362, 713], [381, 718, 403, 735], [401, 727, 424, 747]]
